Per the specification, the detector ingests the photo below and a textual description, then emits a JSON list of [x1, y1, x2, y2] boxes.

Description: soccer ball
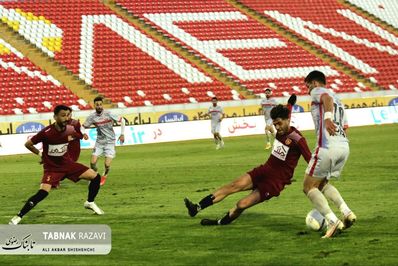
[[305, 209, 327, 231]]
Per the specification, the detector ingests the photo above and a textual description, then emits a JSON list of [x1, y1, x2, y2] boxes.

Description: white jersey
[[83, 110, 121, 144], [310, 87, 348, 148], [208, 105, 223, 124], [261, 97, 278, 120]]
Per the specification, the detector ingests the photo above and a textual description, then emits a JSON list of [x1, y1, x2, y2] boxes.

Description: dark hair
[[304, 70, 326, 84], [94, 96, 104, 103], [211, 97, 218, 101], [54, 105, 70, 115], [265, 88, 271, 92], [271, 104, 290, 120]]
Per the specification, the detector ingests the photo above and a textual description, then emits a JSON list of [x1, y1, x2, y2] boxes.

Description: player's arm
[[297, 137, 312, 164], [118, 117, 125, 144], [25, 139, 41, 157], [81, 117, 93, 140], [320, 93, 336, 136]]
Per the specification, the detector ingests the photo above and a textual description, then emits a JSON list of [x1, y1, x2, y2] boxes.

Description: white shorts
[[211, 122, 221, 134], [92, 142, 116, 158], [305, 142, 349, 180], [264, 117, 273, 127]]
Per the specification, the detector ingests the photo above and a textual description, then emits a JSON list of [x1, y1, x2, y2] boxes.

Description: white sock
[[322, 183, 351, 216], [307, 188, 338, 224]]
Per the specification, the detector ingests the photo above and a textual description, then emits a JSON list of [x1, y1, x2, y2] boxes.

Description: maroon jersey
[[248, 126, 311, 201], [30, 124, 78, 171], [68, 119, 82, 162], [266, 126, 311, 181]]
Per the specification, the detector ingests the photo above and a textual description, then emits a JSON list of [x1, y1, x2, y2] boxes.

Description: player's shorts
[[211, 122, 221, 134], [247, 164, 286, 202], [92, 141, 116, 158], [305, 142, 349, 180], [41, 162, 89, 187], [264, 117, 273, 127]]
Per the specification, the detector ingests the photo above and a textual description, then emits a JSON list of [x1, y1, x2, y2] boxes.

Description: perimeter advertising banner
[[1, 106, 397, 156], [0, 96, 397, 135]]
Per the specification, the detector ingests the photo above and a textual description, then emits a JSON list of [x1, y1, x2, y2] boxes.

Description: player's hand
[[119, 134, 125, 145], [287, 94, 297, 106], [325, 119, 337, 136], [83, 133, 89, 140], [67, 135, 75, 142]]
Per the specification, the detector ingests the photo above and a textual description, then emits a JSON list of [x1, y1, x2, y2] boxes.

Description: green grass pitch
[[0, 124, 397, 265]]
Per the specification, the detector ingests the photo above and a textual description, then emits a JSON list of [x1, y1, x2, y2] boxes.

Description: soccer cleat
[[9, 216, 22, 225], [184, 198, 199, 217], [84, 201, 104, 215], [200, 218, 219, 226], [265, 142, 271, 150], [215, 144, 220, 150], [343, 212, 357, 229], [220, 140, 225, 148], [322, 220, 344, 238], [100, 176, 107, 186]]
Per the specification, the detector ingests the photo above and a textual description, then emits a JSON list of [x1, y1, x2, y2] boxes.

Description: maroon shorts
[[248, 164, 287, 202], [42, 162, 89, 187]]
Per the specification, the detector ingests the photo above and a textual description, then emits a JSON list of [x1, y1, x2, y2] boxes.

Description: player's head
[[211, 97, 218, 107], [265, 88, 272, 99], [53, 105, 71, 129], [304, 70, 326, 93], [93, 96, 104, 114], [271, 104, 291, 135]]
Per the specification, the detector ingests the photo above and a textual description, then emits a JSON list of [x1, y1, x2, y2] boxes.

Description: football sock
[[198, 194, 215, 210], [218, 212, 236, 225], [307, 188, 338, 224], [18, 189, 49, 218], [104, 166, 110, 176], [90, 163, 98, 172], [321, 183, 351, 216], [88, 174, 101, 202]]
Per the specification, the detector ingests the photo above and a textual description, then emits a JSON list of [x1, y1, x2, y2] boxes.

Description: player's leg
[[303, 174, 343, 238], [184, 173, 253, 217], [215, 123, 224, 148], [9, 179, 55, 225], [90, 155, 99, 172], [321, 146, 356, 228], [264, 122, 273, 150], [90, 142, 103, 172], [100, 144, 115, 186], [201, 189, 261, 226], [79, 168, 104, 215]]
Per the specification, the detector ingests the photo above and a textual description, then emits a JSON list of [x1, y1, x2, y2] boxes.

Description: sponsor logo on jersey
[[285, 138, 292, 145], [271, 139, 290, 161], [48, 143, 68, 156]]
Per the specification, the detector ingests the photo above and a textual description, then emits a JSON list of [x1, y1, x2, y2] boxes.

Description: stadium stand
[[116, 0, 374, 98], [0, 0, 396, 115]]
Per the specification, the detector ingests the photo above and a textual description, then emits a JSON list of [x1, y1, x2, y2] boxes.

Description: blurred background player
[[261, 89, 278, 150], [83, 96, 125, 186], [9, 105, 103, 225], [208, 97, 224, 150], [184, 101, 311, 226], [303, 70, 356, 238]]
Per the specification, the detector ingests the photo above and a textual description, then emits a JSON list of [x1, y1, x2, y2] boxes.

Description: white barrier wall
[[0, 106, 397, 156]]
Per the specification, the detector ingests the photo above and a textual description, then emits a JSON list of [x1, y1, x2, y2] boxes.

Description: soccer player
[[260, 89, 278, 150], [184, 102, 311, 226], [303, 70, 356, 238], [9, 105, 104, 225], [83, 96, 125, 186], [208, 97, 224, 150], [51, 108, 88, 189]]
